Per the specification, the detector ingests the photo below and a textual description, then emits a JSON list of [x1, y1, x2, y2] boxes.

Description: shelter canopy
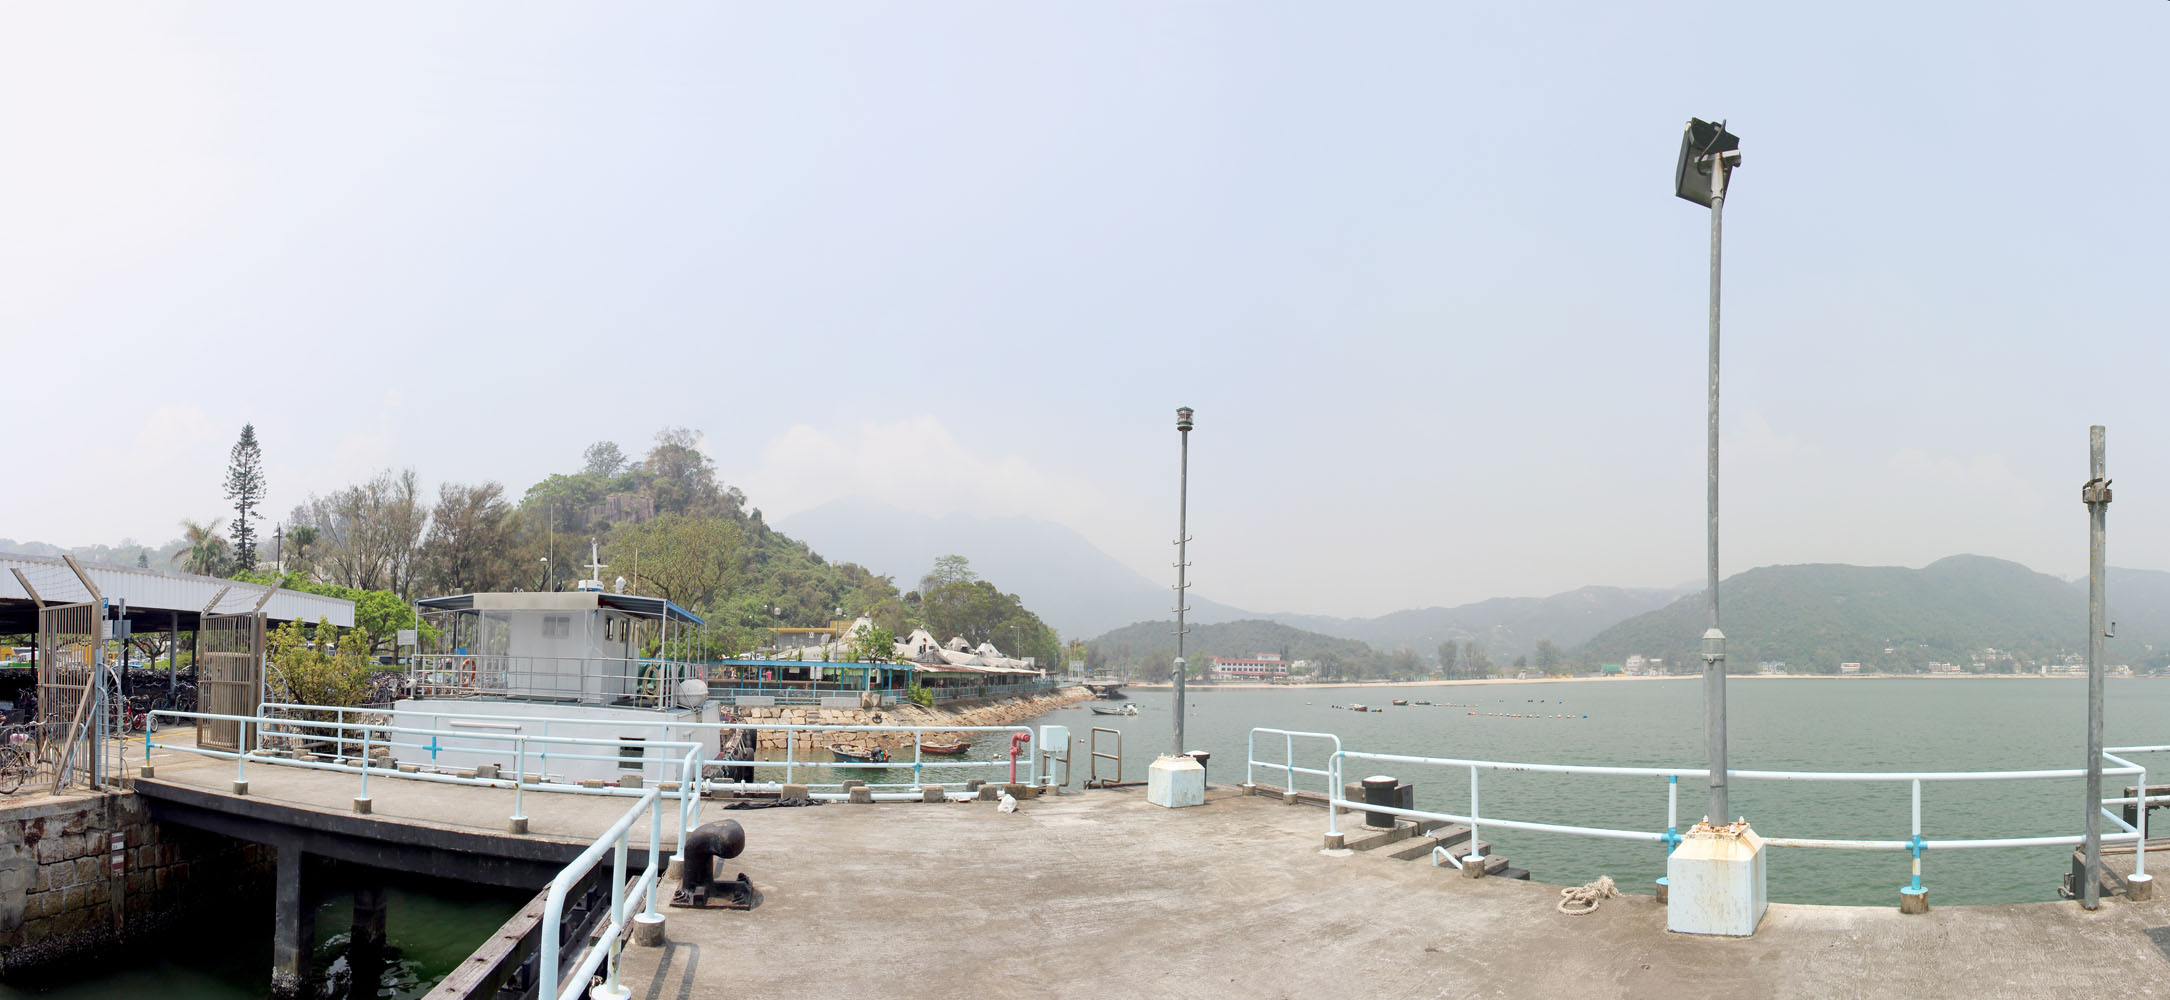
[[0, 552, 356, 635]]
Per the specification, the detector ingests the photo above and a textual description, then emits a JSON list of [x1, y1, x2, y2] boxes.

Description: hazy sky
[[5, 3, 2167, 619]]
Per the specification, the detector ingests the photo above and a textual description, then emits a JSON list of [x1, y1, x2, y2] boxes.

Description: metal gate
[[35, 600, 102, 791], [197, 611, 265, 752]]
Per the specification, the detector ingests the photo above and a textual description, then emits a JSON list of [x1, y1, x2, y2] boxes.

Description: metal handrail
[[1244, 728, 1341, 800], [540, 788, 663, 1000], [260, 702, 1043, 792], [1089, 727, 1121, 785], [1320, 747, 2147, 893], [146, 709, 704, 866]]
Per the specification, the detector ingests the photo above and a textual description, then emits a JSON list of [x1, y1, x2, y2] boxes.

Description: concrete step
[[1386, 836, 1491, 863], [1340, 822, 1420, 853]]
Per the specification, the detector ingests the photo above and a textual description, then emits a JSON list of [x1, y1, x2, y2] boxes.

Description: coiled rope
[[1557, 875, 1618, 915]]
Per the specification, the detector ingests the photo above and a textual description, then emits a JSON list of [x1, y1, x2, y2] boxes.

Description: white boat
[[393, 544, 722, 782]]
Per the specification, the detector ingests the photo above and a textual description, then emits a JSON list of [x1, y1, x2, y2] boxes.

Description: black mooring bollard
[[1361, 775, 1399, 829]]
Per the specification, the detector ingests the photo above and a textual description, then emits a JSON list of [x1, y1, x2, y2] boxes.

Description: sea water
[[1036, 677, 2168, 906]]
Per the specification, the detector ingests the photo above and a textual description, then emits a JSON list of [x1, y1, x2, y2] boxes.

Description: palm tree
[[285, 525, 320, 578], [172, 518, 231, 577]]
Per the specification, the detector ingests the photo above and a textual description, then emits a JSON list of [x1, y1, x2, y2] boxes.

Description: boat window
[[542, 616, 570, 639], [618, 737, 645, 771]]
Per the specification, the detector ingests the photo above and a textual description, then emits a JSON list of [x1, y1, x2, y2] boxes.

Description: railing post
[[512, 737, 527, 834], [1902, 777, 1929, 913], [785, 729, 794, 785], [2137, 764, 2150, 880], [644, 792, 662, 920], [1465, 765, 1483, 864], [1666, 774, 1681, 855], [1325, 752, 1340, 838], [607, 834, 628, 996], [913, 726, 924, 789]]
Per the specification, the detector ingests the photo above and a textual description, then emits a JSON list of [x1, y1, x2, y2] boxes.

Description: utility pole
[[1172, 406, 1194, 756], [1676, 118, 1741, 825], [2081, 426, 2111, 909]]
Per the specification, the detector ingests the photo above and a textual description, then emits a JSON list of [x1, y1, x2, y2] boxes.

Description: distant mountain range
[[1578, 555, 2170, 672], [1262, 586, 1688, 661], [772, 499, 1251, 638]]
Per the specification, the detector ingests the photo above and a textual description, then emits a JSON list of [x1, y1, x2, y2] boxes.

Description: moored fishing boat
[[918, 740, 970, 756], [829, 743, 889, 763]]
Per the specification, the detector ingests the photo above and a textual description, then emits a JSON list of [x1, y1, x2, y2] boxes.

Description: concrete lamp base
[[1899, 886, 1929, 914], [1147, 755, 1206, 809], [231, 780, 249, 796], [2128, 873, 2155, 902], [352, 797, 372, 815], [631, 912, 666, 947], [1655, 877, 1669, 905], [508, 817, 529, 835]]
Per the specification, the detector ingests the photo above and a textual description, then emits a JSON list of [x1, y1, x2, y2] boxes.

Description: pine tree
[[225, 424, 266, 571]]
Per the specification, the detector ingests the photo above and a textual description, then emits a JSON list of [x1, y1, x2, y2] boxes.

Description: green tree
[[172, 518, 230, 577], [920, 554, 978, 591], [1533, 639, 1564, 672], [611, 514, 743, 609], [225, 424, 266, 570], [1437, 640, 1461, 677], [847, 625, 897, 664], [582, 440, 628, 479], [267, 617, 374, 716], [424, 481, 521, 594]]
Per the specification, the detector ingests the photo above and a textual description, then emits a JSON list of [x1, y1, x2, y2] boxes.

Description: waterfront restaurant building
[[1211, 653, 1289, 681]]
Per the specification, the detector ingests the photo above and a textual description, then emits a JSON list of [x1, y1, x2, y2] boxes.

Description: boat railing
[[403, 653, 703, 710], [1310, 746, 2145, 894], [1244, 728, 1342, 801]]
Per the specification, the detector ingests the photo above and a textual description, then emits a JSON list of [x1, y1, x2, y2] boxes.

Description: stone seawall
[[0, 792, 271, 974], [736, 686, 1091, 752]]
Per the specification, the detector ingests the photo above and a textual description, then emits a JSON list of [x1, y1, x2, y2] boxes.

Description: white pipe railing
[[539, 787, 664, 1000], [1308, 746, 2146, 894], [259, 703, 1043, 792], [146, 709, 704, 865], [1244, 728, 1341, 800]]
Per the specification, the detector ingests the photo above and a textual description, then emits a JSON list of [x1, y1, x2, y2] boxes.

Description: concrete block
[[352, 797, 373, 815], [1149, 755, 1207, 808], [1655, 877, 1669, 905], [1899, 887, 1929, 914], [1666, 820, 1767, 936], [1323, 832, 1346, 850], [977, 785, 1003, 801], [1459, 855, 1488, 879], [780, 784, 809, 800], [474, 764, 499, 779], [631, 912, 666, 947], [1283, 791, 1300, 805], [397, 764, 420, 773], [619, 775, 643, 789], [921, 785, 945, 803], [848, 787, 874, 804], [2130, 874, 2156, 902], [508, 817, 529, 835], [138, 766, 154, 778]]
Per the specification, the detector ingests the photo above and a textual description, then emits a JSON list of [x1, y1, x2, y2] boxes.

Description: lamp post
[[1172, 406, 1195, 756], [1677, 118, 1741, 824]]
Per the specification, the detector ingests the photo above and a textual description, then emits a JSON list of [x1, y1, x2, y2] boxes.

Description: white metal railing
[[405, 653, 703, 710], [1244, 728, 1341, 800], [540, 787, 664, 1000], [1283, 742, 2147, 895], [263, 702, 1046, 796], [146, 708, 703, 862]]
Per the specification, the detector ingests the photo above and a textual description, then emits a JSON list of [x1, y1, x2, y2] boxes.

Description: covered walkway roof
[[0, 552, 355, 635]]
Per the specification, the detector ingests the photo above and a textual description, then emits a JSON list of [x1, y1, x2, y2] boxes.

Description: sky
[[4, 3, 2167, 619]]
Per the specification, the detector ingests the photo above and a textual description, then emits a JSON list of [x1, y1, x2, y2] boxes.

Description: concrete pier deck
[[128, 747, 2170, 998], [622, 786, 2170, 1000]]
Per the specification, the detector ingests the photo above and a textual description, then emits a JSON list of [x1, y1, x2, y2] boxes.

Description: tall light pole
[[2081, 427, 2112, 909], [1676, 118, 1741, 824], [1172, 406, 1195, 756]]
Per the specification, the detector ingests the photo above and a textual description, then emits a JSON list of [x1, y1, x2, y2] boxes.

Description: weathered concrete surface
[[618, 786, 2170, 1000]]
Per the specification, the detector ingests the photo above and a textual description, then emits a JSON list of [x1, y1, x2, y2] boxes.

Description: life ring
[[459, 657, 478, 686]]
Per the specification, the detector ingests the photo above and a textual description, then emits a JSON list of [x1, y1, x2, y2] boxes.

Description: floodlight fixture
[[1674, 118, 1742, 207]]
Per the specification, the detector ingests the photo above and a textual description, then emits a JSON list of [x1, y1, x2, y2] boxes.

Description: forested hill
[[1088, 618, 1380, 677], [1577, 555, 2170, 673], [1267, 585, 1685, 662]]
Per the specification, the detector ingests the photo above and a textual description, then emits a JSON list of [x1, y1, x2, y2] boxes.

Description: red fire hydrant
[[1008, 731, 1033, 783]]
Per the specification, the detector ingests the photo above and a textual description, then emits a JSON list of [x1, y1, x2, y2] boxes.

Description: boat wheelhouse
[[394, 580, 720, 782]]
